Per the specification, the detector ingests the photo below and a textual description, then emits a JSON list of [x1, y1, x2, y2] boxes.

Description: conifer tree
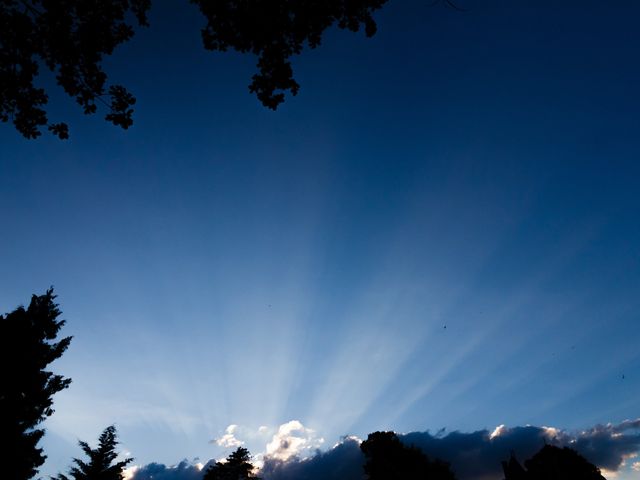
[[56, 426, 133, 480], [0, 289, 72, 480], [203, 447, 260, 480]]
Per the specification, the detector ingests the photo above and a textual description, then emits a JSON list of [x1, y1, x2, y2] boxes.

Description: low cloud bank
[[400, 420, 640, 480], [261, 436, 363, 480], [129, 419, 640, 480], [126, 460, 206, 480]]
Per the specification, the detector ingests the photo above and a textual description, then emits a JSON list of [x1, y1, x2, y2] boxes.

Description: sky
[[1, 1, 639, 479]]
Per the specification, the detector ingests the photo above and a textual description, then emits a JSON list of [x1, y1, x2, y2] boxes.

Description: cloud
[[612, 419, 640, 434], [261, 436, 363, 480], [265, 420, 324, 461], [129, 419, 640, 480], [127, 460, 204, 480], [566, 420, 640, 471], [213, 424, 245, 449], [400, 426, 557, 480], [261, 419, 640, 480], [400, 420, 640, 480]]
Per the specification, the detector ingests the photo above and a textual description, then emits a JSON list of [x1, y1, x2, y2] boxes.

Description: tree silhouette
[[502, 445, 606, 480], [1, 0, 387, 139], [361, 431, 456, 480], [1, 0, 150, 139], [203, 447, 259, 480], [0, 289, 72, 480], [502, 453, 528, 480], [55, 425, 133, 480]]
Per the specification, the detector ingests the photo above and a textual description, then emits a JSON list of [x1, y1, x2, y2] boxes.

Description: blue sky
[[1, 1, 639, 478]]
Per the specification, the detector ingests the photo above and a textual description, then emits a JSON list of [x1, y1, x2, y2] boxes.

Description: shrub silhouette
[[0, 289, 72, 480]]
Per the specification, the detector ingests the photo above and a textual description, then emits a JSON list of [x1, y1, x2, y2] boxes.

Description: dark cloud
[[567, 420, 640, 471], [261, 421, 640, 480], [404, 421, 640, 479], [129, 420, 640, 480], [261, 437, 363, 480], [402, 426, 560, 480], [129, 460, 206, 480]]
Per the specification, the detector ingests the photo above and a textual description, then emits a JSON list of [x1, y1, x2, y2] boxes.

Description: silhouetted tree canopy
[[1, 0, 151, 139], [1, 0, 387, 139], [502, 445, 606, 480], [55, 425, 133, 480], [203, 447, 259, 480], [361, 431, 457, 480], [0, 289, 72, 480]]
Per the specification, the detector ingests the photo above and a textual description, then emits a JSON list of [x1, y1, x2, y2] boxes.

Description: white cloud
[[122, 466, 139, 480], [632, 461, 640, 471], [489, 424, 507, 439], [333, 435, 362, 448], [265, 420, 324, 461], [214, 424, 245, 448], [492, 424, 560, 442], [541, 426, 562, 440]]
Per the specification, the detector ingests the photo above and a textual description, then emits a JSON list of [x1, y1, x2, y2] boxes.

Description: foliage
[[0, 0, 150, 139], [203, 447, 259, 480], [361, 431, 457, 480], [191, 0, 386, 110], [55, 425, 133, 480], [0, 289, 72, 480], [1, 0, 387, 139], [502, 445, 606, 480]]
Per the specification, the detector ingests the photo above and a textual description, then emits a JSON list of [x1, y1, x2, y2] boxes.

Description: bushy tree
[[1, 0, 387, 139], [502, 445, 605, 480], [361, 431, 456, 480], [203, 447, 259, 480], [56, 425, 133, 480], [0, 289, 72, 480]]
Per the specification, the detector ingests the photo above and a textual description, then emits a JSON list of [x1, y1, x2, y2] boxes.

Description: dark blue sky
[[1, 1, 639, 478]]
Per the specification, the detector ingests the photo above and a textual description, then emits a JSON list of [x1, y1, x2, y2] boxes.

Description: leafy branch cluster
[[0, 0, 150, 139], [0, 0, 387, 139], [192, 0, 386, 109]]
